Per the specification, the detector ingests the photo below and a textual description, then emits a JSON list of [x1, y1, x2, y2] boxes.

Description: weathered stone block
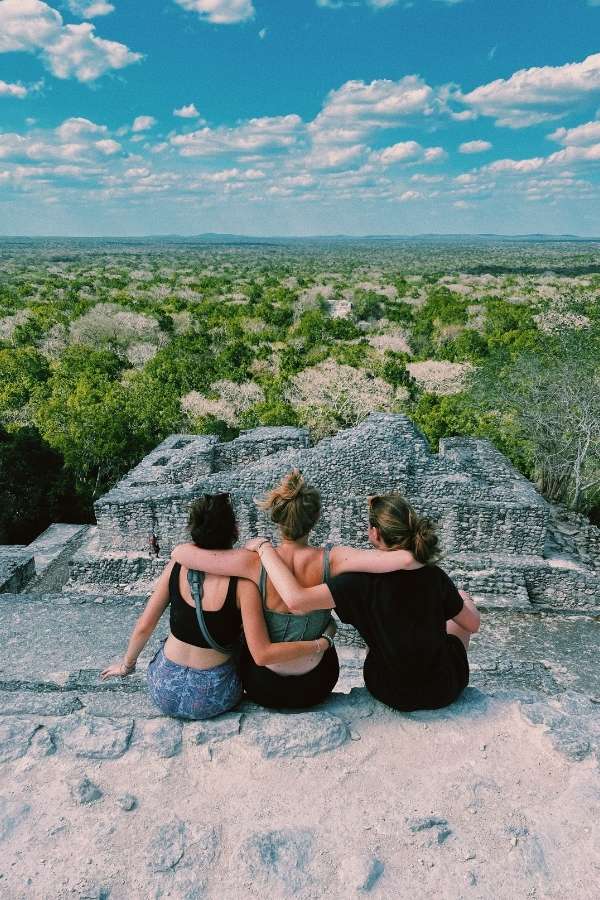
[[0, 717, 40, 763], [242, 710, 348, 758], [57, 715, 134, 759]]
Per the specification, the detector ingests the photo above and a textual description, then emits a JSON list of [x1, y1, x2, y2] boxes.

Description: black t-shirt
[[327, 566, 464, 711]]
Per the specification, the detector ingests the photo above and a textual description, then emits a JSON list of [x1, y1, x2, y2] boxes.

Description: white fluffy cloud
[[174, 103, 201, 118], [0, 80, 29, 99], [45, 22, 141, 81], [311, 76, 437, 145], [174, 0, 255, 24], [131, 116, 157, 133], [55, 116, 106, 139], [459, 140, 492, 154], [461, 53, 600, 128], [0, 0, 140, 82], [170, 114, 303, 156], [0, 0, 61, 51], [317, 1, 463, 8], [372, 140, 446, 165], [304, 143, 366, 170], [549, 119, 600, 146], [399, 190, 422, 202], [67, 1, 115, 16], [317, 0, 400, 7], [0, 116, 121, 162], [485, 141, 600, 175]]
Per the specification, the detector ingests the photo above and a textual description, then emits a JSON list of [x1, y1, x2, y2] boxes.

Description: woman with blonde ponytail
[[171, 473, 420, 709], [248, 493, 481, 713]]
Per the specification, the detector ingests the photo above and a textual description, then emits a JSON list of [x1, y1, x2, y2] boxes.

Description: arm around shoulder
[[330, 545, 417, 576], [258, 543, 335, 613], [170, 543, 257, 580]]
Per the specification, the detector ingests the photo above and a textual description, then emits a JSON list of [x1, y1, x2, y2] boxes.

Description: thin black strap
[[258, 564, 268, 609], [187, 569, 233, 654], [322, 543, 333, 582]]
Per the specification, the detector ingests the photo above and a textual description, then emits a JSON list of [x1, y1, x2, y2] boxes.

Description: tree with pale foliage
[[501, 356, 599, 511], [407, 360, 473, 396], [475, 334, 600, 512], [69, 303, 166, 353], [182, 380, 265, 428], [287, 360, 407, 439]]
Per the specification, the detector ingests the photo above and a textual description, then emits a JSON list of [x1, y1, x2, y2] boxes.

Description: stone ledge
[[1, 687, 599, 767], [0, 549, 35, 593]]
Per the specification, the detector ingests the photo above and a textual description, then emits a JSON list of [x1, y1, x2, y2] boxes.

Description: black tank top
[[169, 563, 242, 649]]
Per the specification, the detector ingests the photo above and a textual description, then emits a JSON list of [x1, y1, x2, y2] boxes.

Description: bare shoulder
[[303, 544, 329, 582]]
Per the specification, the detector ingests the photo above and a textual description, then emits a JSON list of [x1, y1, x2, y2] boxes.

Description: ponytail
[[369, 493, 439, 564]]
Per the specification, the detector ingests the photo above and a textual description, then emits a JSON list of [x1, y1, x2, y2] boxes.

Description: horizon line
[[1, 231, 600, 241]]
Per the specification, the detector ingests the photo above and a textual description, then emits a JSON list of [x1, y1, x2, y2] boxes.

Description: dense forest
[[1, 237, 598, 544]]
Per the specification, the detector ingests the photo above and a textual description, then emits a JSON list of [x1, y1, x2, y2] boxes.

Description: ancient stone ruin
[[65, 413, 600, 613], [3, 413, 599, 614]]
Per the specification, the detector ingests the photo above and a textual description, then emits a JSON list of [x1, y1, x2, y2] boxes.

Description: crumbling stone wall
[[68, 414, 600, 610], [0, 549, 35, 593]]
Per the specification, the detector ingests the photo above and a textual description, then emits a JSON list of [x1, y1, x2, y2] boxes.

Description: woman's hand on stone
[[100, 660, 136, 680]]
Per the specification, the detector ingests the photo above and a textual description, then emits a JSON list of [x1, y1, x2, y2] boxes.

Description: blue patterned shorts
[[147, 644, 242, 720]]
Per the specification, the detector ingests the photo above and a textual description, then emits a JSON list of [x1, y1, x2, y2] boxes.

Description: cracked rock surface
[[1, 593, 599, 897], [1, 676, 600, 898]]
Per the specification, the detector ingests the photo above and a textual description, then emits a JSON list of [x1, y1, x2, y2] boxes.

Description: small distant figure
[[149, 534, 160, 558]]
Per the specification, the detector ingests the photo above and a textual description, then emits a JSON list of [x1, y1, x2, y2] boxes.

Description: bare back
[[163, 567, 235, 671], [262, 544, 327, 613]]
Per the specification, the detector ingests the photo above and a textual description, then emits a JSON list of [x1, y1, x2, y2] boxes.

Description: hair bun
[[413, 515, 439, 564], [257, 469, 321, 540], [276, 469, 304, 502], [369, 493, 439, 564]]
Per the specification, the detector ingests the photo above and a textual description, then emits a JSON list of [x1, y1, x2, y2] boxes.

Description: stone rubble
[[70, 777, 103, 806]]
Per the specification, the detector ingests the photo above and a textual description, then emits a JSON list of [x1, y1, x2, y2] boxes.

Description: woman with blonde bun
[[170, 471, 417, 709], [247, 493, 480, 712]]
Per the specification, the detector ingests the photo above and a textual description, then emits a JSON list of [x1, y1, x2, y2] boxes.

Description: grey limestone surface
[[1, 593, 599, 698], [27, 525, 88, 576]]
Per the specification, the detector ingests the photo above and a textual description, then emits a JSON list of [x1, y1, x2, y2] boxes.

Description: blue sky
[[1, 0, 600, 235]]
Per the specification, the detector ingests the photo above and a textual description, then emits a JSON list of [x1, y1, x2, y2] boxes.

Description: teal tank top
[[259, 544, 333, 642]]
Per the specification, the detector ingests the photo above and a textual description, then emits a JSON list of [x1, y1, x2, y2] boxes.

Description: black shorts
[[240, 643, 340, 710], [363, 635, 470, 713]]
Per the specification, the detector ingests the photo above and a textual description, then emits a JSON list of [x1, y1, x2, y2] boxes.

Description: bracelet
[[122, 659, 136, 673], [320, 633, 334, 650], [257, 539, 270, 554]]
